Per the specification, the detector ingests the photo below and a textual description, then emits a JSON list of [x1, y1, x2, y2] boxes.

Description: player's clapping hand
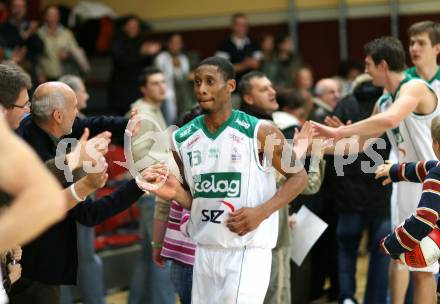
[[310, 120, 342, 142], [226, 206, 267, 236], [375, 160, 393, 186], [292, 121, 313, 160], [137, 162, 180, 201]]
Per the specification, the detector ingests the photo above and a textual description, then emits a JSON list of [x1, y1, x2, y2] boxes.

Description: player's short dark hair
[[238, 71, 266, 99], [138, 67, 163, 87], [197, 56, 235, 82], [0, 63, 32, 109], [408, 21, 440, 46], [364, 36, 406, 72]]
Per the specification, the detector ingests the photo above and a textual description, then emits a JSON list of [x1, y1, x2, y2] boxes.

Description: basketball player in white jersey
[[385, 21, 440, 304], [311, 36, 440, 304], [139, 56, 308, 303]]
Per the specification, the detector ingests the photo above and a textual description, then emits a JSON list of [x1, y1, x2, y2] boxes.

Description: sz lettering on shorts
[[201, 201, 234, 224], [201, 209, 224, 223], [193, 172, 241, 198]]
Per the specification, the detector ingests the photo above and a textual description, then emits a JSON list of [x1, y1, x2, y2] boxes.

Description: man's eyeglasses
[[12, 101, 31, 110]]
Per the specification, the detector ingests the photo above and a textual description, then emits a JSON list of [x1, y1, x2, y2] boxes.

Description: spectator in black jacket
[[215, 13, 262, 82], [328, 74, 392, 304], [108, 15, 161, 115], [10, 82, 144, 304]]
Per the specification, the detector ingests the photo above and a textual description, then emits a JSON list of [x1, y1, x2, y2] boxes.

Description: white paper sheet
[[290, 206, 328, 266]]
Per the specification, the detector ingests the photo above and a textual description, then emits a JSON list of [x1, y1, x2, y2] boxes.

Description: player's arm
[[313, 83, 424, 142], [381, 166, 440, 258], [0, 117, 66, 252], [321, 103, 384, 155], [137, 153, 192, 210], [226, 123, 308, 236]]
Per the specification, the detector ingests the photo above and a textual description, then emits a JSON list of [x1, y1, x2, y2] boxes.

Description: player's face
[[365, 56, 385, 86], [5, 88, 30, 130], [409, 33, 440, 68], [246, 76, 278, 114], [194, 65, 234, 114], [143, 73, 167, 104]]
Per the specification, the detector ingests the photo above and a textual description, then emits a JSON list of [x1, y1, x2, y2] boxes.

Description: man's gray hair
[[32, 91, 67, 122], [58, 75, 83, 93], [314, 81, 328, 97]]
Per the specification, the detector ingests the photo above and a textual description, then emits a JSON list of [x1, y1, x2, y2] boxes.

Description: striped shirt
[[161, 201, 196, 266], [381, 160, 440, 257]]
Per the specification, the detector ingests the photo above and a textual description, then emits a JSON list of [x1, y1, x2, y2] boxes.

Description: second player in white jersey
[[173, 109, 278, 249]]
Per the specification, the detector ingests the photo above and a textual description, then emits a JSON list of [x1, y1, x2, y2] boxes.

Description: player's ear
[[434, 43, 440, 55], [226, 79, 236, 94], [378, 59, 388, 72]]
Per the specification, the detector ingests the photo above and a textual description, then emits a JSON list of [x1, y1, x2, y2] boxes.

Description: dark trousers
[[10, 278, 60, 304]]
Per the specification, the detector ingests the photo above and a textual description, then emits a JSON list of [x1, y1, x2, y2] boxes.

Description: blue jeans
[[60, 223, 105, 304], [170, 261, 193, 304], [337, 213, 391, 304], [128, 195, 175, 304]]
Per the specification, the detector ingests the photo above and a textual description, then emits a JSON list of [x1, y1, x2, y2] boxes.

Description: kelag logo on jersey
[[193, 172, 241, 198]]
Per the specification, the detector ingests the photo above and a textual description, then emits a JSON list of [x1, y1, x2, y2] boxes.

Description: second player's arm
[[227, 123, 307, 235]]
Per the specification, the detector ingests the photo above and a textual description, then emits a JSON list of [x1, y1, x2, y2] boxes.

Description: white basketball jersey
[[172, 110, 278, 249], [379, 73, 440, 224]]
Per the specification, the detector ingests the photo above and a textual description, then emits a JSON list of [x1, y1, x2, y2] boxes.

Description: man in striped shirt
[[376, 115, 440, 260]]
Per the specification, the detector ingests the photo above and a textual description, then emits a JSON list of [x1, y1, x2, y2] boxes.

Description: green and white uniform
[[173, 109, 278, 303], [379, 73, 440, 272]]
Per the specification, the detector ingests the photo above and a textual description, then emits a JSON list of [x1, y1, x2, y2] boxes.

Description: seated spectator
[[259, 34, 277, 82], [155, 33, 194, 124], [309, 78, 341, 123], [0, 0, 44, 75], [293, 65, 315, 119], [335, 59, 363, 98], [36, 5, 89, 82], [271, 34, 302, 89]]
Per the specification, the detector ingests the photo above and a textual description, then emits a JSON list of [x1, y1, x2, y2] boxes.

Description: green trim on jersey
[[200, 110, 238, 140], [391, 76, 411, 100], [174, 109, 260, 146], [378, 92, 392, 108], [174, 115, 204, 145], [405, 66, 440, 84], [228, 110, 259, 139]]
